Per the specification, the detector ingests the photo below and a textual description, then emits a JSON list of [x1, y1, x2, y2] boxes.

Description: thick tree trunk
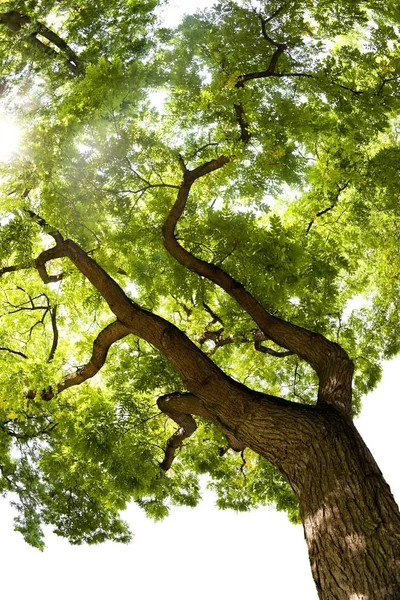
[[36, 234, 400, 598], [289, 408, 400, 600]]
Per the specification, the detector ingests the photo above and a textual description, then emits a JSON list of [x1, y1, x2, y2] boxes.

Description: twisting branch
[[35, 245, 65, 284], [157, 391, 245, 470], [307, 181, 350, 233], [162, 159, 354, 415], [157, 392, 204, 470], [27, 320, 130, 400], [0, 11, 82, 74], [59, 320, 130, 392]]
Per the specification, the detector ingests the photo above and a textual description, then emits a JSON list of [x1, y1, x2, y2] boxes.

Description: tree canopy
[[0, 1, 400, 579]]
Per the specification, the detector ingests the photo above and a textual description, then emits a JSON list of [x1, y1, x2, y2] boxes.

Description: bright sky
[[0, 358, 399, 599], [0, 115, 20, 162], [0, 1, 399, 598]]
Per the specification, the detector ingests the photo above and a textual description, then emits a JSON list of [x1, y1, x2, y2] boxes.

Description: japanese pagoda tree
[[1, 0, 400, 598]]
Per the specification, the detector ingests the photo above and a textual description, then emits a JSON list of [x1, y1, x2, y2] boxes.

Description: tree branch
[[157, 391, 245, 470], [25, 232, 327, 479], [0, 346, 27, 359], [0, 265, 17, 277], [59, 320, 130, 393], [47, 305, 59, 362], [27, 320, 130, 400], [234, 101, 251, 144], [162, 162, 354, 415], [35, 245, 65, 284], [307, 182, 350, 233], [157, 392, 207, 470], [26, 210, 64, 244], [255, 340, 294, 357], [0, 11, 82, 74]]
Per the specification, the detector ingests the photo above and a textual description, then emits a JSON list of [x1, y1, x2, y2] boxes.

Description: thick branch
[[162, 163, 354, 415], [157, 392, 245, 470], [30, 233, 326, 479], [234, 102, 251, 144], [35, 246, 65, 283], [157, 392, 207, 470], [236, 44, 287, 89], [0, 11, 82, 74], [0, 265, 22, 277]]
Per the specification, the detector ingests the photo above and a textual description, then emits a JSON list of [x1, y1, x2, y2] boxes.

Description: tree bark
[[34, 234, 400, 599], [288, 407, 400, 600]]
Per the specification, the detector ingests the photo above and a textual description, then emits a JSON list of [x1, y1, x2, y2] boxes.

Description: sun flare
[[0, 117, 20, 162]]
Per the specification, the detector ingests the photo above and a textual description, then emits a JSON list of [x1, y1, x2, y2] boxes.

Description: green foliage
[[1, 0, 400, 547]]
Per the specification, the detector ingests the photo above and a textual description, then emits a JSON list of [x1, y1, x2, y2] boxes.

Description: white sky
[[0, 358, 399, 599], [0, 1, 399, 598], [0, 116, 20, 162]]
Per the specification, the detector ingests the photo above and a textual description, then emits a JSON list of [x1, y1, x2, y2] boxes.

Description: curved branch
[[236, 44, 287, 88], [157, 392, 206, 470], [162, 163, 354, 415], [0, 346, 27, 359], [59, 320, 130, 392], [157, 392, 245, 470], [35, 246, 65, 283], [0, 265, 22, 277], [27, 320, 130, 401], [29, 233, 326, 479], [0, 11, 82, 74]]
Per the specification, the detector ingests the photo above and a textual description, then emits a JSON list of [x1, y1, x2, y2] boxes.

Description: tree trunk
[[289, 407, 400, 599], [36, 234, 400, 598]]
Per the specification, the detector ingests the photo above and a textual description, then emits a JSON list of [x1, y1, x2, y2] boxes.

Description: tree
[[0, 0, 400, 597]]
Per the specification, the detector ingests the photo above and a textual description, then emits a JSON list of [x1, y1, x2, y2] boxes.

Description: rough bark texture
[[294, 409, 400, 599]]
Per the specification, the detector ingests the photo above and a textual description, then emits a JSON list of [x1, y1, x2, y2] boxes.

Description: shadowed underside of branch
[[157, 392, 246, 470]]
